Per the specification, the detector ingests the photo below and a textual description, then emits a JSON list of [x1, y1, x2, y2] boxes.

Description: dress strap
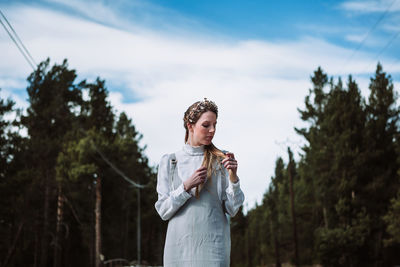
[[219, 150, 228, 214], [169, 153, 177, 191], [220, 151, 228, 201]]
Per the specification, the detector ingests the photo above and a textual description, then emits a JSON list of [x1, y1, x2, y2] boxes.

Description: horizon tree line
[[1, 59, 399, 267]]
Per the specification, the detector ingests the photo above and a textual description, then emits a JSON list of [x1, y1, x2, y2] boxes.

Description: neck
[[187, 134, 201, 147], [187, 140, 201, 147]]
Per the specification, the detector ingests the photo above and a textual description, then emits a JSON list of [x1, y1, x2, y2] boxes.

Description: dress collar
[[183, 143, 205, 156]]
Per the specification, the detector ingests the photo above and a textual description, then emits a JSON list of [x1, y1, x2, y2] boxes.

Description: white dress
[[155, 144, 245, 267]]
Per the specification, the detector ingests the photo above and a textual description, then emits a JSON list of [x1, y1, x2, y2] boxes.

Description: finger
[[225, 152, 235, 159], [198, 170, 208, 176], [196, 171, 207, 176], [225, 162, 238, 168], [223, 160, 233, 167], [200, 171, 207, 176], [222, 157, 234, 164], [225, 165, 236, 170], [223, 159, 236, 167]]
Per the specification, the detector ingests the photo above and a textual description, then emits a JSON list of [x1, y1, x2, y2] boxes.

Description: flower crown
[[184, 98, 218, 125]]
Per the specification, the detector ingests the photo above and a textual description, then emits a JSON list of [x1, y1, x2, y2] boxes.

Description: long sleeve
[[222, 168, 245, 217], [155, 154, 192, 221]]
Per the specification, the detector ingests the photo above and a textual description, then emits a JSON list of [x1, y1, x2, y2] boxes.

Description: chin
[[204, 140, 212, 145]]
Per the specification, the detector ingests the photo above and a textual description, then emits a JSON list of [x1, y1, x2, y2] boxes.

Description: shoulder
[[158, 154, 171, 169], [159, 153, 174, 163], [157, 153, 176, 176], [159, 150, 181, 165]]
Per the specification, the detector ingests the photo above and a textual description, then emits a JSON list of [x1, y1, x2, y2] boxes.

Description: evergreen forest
[[1, 59, 400, 267]]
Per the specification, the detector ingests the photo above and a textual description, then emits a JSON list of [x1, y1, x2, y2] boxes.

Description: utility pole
[[54, 184, 64, 267], [90, 140, 146, 266], [288, 148, 299, 267], [95, 173, 102, 267]]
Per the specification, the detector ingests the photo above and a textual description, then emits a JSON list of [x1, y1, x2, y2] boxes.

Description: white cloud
[[0, 1, 397, 211], [0, 78, 29, 110], [340, 0, 400, 13], [345, 33, 367, 43]]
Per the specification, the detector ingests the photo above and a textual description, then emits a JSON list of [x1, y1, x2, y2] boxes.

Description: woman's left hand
[[222, 152, 239, 182]]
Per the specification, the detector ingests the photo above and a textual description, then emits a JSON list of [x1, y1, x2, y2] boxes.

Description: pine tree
[[230, 206, 248, 266], [0, 89, 25, 267], [296, 67, 330, 229], [287, 148, 299, 266], [383, 191, 400, 247], [296, 67, 374, 266], [0, 89, 15, 178], [20, 58, 82, 267], [361, 63, 400, 265]]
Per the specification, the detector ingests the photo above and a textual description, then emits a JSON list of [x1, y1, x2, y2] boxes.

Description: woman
[[155, 98, 245, 267]]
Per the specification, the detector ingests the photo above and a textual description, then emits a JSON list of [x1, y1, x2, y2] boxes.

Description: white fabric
[[155, 144, 245, 267]]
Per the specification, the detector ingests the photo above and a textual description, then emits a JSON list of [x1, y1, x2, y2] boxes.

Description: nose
[[209, 126, 215, 133]]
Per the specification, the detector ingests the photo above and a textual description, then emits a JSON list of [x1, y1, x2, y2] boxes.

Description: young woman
[[155, 98, 245, 267]]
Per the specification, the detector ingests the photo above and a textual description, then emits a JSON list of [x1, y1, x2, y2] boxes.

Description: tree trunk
[[137, 188, 141, 265], [288, 162, 299, 266], [40, 177, 50, 267], [323, 206, 329, 228], [34, 228, 38, 267], [95, 175, 102, 267], [124, 199, 130, 259], [271, 219, 281, 267], [54, 184, 64, 267], [1, 221, 24, 267]]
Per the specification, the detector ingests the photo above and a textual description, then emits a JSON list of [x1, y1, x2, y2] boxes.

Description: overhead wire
[[344, 0, 397, 67], [386, 56, 400, 73], [360, 0, 400, 73], [0, 9, 37, 66], [1, 7, 147, 262], [90, 139, 147, 189], [0, 8, 36, 70], [0, 7, 146, 189], [76, 127, 147, 189], [363, 29, 400, 73]]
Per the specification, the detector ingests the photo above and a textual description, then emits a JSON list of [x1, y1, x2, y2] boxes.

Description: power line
[[363, 29, 400, 73], [78, 123, 147, 189], [0, 8, 142, 186], [0, 13, 36, 70], [376, 31, 400, 59], [0, 9, 37, 66], [386, 57, 400, 72], [90, 139, 147, 189], [0, 8, 146, 189], [344, 0, 396, 67]]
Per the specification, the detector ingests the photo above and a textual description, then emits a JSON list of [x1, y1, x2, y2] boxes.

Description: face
[[188, 111, 217, 146]]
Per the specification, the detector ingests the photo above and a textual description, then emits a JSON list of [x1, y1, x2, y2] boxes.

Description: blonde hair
[[183, 98, 225, 197]]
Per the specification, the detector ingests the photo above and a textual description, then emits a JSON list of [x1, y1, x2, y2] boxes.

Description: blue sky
[[1, 0, 400, 209], [148, 0, 340, 39]]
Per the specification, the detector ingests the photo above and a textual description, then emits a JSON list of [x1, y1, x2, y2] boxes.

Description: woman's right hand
[[183, 166, 207, 192]]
